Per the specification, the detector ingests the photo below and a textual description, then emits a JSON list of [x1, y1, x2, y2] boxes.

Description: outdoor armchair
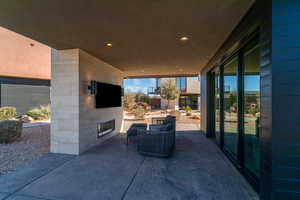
[[137, 129, 175, 158], [137, 115, 176, 157], [126, 123, 147, 145]]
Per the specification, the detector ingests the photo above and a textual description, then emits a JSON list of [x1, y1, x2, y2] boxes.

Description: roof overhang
[[0, 0, 254, 77]]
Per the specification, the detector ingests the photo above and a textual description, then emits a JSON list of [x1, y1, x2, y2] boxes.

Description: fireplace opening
[[97, 120, 115, 138]]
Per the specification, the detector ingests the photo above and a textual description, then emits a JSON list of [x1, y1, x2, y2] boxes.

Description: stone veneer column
[[51, 49, 80, 155], [50, 48, 123, 155]]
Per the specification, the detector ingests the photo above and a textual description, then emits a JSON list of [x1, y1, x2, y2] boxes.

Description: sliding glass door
[[213, 68, 221, 144], [210, 36, 261, 187], [223, 57, 239, 158], [243, 42, 261, 179]]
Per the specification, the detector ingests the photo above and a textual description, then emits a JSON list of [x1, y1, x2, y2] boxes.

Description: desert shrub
[[135, 92, 150, 104], [133, 102, 149, 112], [123, 92, 136, 111], [133, 106, 146, 119], [249, 104, 258, 116], [0, 107, 16, 120], [0, 120, 23, 144], [184, 106, 192, 116], [26, 105, 51, 120], [184, 106, 192, 112]]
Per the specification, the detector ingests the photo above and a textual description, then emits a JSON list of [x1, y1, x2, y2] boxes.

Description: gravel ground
[[0, 124, 50, 175]]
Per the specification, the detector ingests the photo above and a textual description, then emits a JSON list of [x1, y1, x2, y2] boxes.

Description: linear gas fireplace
[[97, 120, 115, 138]]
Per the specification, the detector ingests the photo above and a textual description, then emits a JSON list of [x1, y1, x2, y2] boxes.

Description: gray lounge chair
[[126, 123, 147, 145], [137, 116, 176, 157]]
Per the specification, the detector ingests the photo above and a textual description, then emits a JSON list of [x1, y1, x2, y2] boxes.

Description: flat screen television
[[95, 82, 122, 108]]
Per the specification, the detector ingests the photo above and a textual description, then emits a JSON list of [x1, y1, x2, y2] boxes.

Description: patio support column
[[50, 49, 124, 155], [51, 49, 80, 155]]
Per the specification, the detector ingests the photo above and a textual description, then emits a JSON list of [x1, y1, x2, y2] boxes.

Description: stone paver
[[0, 132, 258, 200]]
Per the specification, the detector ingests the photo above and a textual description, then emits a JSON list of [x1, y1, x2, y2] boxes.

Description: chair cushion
[[131, 123, 147, 129], [163, 116, 175, 124], [159, 123, 172, 131], [150, 125, 161, 131]]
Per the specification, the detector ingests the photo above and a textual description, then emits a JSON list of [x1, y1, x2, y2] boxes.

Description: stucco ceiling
[[0, 0, 254, 77]]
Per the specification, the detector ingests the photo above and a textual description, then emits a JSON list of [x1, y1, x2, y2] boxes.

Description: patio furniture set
[[126, 115, 176, 158]]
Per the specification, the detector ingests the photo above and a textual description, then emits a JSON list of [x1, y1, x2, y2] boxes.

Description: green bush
[[184, 106, 192, 116], [249, 106, 258, 116], [26, 105, 51, 120], [0, 107, 16, 120], [0, 120, 23, 144], [133, 106, 146, 119]]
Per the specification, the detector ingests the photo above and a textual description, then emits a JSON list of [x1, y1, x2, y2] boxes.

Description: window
[[243, 41, 261, 179], [213, 69, 221, 144], [156, 78, 161, 87], [223, 57, 239, 158], [179, 95, 198, 110], [176, 77, 187, 91]]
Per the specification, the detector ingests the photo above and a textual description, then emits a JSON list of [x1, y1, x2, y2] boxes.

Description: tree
[[135, 92, 150, 104], [123, 91, 136, 111], [160, 79, 180, 109]]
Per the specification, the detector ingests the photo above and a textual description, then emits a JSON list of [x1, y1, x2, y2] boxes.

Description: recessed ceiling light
[[105, 43, 113, 47], [179, 36, 189, 41]]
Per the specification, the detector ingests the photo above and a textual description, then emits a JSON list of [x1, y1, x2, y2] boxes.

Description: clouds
[[124, 78, 156, 94]]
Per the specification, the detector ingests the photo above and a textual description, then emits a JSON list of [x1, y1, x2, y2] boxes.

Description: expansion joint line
[[121, 156, 146, 200]]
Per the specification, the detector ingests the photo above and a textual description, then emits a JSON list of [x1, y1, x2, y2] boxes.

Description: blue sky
[[225, 75, 260, 91], [124, 78, 156, 93]]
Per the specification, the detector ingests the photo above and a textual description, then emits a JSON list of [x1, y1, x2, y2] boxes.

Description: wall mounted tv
[[95, 82, 122, 108]]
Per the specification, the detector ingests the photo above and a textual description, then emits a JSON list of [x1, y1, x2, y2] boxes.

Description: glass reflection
[[243, 43, 261, 179], [214, 70, 221, 143], [223, 57, 238, 158]]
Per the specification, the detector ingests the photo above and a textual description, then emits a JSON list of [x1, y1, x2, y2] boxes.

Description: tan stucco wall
[[51, 49, 123, 155], [186, 77, 200, 94], [0, 27, 50, 80]]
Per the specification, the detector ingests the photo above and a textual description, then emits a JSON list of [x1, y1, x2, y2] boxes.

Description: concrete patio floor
[[0, 131, 258, 200]]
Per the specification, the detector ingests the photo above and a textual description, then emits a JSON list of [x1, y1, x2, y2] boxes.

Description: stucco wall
[[186, 77, 200, 94], [78, 50, 123, 153], [0, 27, 50, 80], [51, 48, 123, 155]]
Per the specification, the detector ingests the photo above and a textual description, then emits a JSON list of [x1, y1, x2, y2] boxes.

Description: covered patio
[[0, 131, 257, 200], [1, 0, 300, 199]]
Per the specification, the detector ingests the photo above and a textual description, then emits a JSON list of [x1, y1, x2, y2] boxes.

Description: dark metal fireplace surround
[[97, 120, 115, 138]]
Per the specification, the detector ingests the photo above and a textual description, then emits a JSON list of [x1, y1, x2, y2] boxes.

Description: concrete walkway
[[0, 131, 258, 200]]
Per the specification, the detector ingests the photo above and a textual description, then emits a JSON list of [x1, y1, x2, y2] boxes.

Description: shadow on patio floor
[[0, 131, 258, 200]]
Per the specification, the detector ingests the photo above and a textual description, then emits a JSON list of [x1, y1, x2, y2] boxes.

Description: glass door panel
[[243, 43, 261, 179], [223, 58, 238, 158], [214, 69, 221, 144]]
